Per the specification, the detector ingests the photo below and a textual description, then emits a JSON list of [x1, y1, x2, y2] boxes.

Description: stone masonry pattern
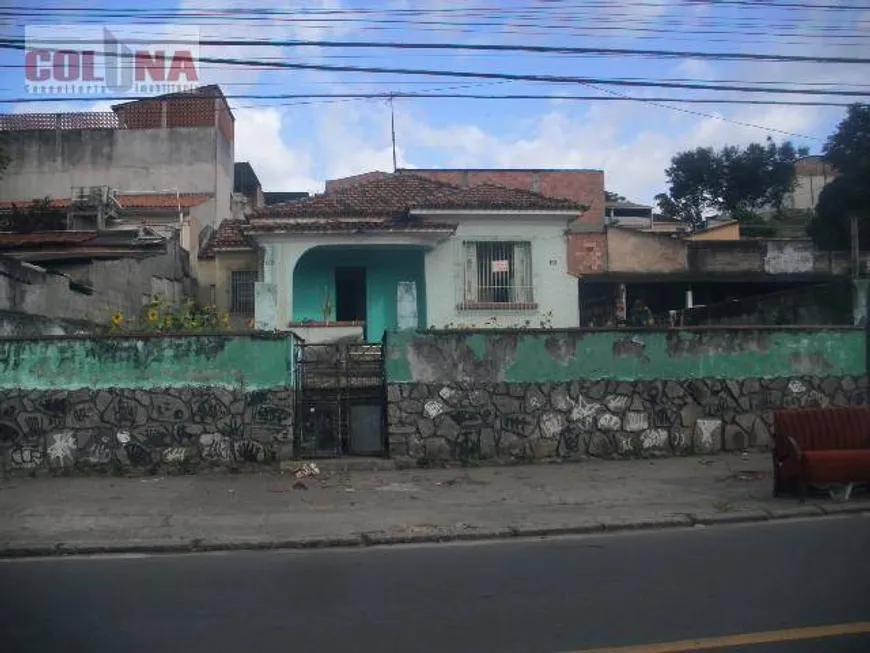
[[0, 388, 294, 474], [387, 375, 869, 462]]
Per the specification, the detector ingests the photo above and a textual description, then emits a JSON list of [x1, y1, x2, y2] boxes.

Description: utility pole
[[851, 212, 860, 279], [389, 95, 397, 172]]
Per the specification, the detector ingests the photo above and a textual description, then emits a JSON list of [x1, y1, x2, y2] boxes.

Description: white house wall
[[424, 217, 578, 329]]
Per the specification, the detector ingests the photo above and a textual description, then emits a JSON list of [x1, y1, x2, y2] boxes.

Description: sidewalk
[[1, 453, 867, 557]]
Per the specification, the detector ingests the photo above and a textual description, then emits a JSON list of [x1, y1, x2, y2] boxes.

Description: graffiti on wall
[[388, 374, 868, 462], [0, 388, 294, 472]]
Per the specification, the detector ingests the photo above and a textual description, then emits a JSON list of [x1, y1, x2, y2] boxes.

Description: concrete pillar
[[853, 278, 869, 327], [616, 283, 627, 322], [686, 288, 694, 309]]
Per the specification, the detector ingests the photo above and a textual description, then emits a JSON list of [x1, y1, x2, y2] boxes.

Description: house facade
[[232, 173, 585, 342]]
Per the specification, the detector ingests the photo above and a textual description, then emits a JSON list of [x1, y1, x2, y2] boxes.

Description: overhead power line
[[12, 36, 870, 65], [2, 43, 868, 98], [0, 93, 860, 107]]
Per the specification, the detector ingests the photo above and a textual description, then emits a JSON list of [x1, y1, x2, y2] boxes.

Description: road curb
[[0, 505, 866, 559]]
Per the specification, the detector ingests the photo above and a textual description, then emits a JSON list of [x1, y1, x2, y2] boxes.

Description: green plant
[[106, 295, 231, 333]]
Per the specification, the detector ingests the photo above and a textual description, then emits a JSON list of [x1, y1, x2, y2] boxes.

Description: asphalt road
[[1, 515, 869, 653]]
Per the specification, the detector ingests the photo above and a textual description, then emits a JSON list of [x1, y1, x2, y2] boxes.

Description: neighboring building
[[197, 218, 258, 326], [573, 226, 862, 328], [233, 162, 265, 212], [683, 220, 740, 241], [263, 191, 310, 206], [0, 202, 196, 332], [605, 200, 654, 230], [784, 155, 838, 212], [0, 85, 235, 272], [230, 173, 585, 341]]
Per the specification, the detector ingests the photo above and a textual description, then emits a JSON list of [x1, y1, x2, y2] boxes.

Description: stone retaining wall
[[1, 387, 295, 474], [384, 327, 868, 463], [387, 375, 868, 462], [0, 334, 297, 474]]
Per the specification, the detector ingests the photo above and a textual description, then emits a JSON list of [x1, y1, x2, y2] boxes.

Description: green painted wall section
[[0, 335, 296, 390], [293, 246, 427, 342], [385, 328, 867, 383]]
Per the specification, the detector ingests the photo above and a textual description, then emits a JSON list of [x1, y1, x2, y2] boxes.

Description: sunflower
[[111, 312, 124, 327], [220, 312, 230, 327], [147, 308, 160, 323]]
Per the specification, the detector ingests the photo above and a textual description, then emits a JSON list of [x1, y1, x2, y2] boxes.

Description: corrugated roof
[[255, 172, 584, 219]]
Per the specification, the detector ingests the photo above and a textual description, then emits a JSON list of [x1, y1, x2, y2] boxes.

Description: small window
[[230, 270, 257, 316], [462, 241, 534, 308]]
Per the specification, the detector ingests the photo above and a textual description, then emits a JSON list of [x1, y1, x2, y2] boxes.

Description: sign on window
[[491, 259, 510, 273]]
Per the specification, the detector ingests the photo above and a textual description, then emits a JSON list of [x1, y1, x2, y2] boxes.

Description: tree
[[655, 137, 809, 228], [604, 190, 626, 202], [807, 104, 870, 250]]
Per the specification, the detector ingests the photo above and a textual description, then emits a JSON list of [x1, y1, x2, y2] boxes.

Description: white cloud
[[233, 106, 321, 193], [394, 99, 828, 204]]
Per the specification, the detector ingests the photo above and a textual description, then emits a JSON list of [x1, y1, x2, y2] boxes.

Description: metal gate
[[294, 339, 387, 458]]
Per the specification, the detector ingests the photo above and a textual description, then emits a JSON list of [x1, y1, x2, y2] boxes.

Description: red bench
[[772, 407, 870, 500]]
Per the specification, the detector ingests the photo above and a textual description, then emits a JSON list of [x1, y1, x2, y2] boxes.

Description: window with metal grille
[[461, 241, 534, 307], [230, 270, 257, 315]]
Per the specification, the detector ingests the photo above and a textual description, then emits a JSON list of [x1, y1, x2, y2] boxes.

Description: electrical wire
[[10, 36, 870, 65], [2, 42, 869, 97]]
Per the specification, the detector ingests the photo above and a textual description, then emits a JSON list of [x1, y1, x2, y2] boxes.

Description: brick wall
[[411, 169, 605, 226], [567, 232, 607, 276], [325, 171, 390, 193], [116, 94, 234, 143]]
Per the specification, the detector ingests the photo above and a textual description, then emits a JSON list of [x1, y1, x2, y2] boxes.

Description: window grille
[[231, 270, 257, 316], [462, 241, 533, 306]]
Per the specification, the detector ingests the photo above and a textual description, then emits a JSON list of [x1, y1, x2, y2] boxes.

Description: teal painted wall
[[0, 335, 296, 390], [385, 328, 867, 383], [293, 246, 427, 342]]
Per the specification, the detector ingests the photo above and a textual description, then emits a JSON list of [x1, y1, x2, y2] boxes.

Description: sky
[[1, 0, 869, 204]]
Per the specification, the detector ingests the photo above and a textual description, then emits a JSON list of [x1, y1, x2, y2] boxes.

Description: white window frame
[[459, 239, 534, 309]]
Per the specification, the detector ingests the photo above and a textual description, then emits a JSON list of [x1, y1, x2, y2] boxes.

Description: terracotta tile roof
[[198, 219, 255, 259], [245, 217, 458, 235], [0, 198, 71, 211], [254, 173, 584, 220], [115, 193, 212, 210], [0, 232, 95, 248]]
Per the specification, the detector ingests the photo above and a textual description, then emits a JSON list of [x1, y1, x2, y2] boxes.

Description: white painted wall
[[423, 215, 578, 329]]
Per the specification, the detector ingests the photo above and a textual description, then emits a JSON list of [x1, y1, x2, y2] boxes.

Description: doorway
[[335, 266, 367, 322]]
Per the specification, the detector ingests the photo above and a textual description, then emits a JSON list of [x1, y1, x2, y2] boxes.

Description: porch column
[[255, 244, 278, 330], [255, 241, 312, 331]]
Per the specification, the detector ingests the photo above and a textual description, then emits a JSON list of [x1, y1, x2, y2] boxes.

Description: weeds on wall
[[434, 310, 555, 331], [106, 296, 234, 334]]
